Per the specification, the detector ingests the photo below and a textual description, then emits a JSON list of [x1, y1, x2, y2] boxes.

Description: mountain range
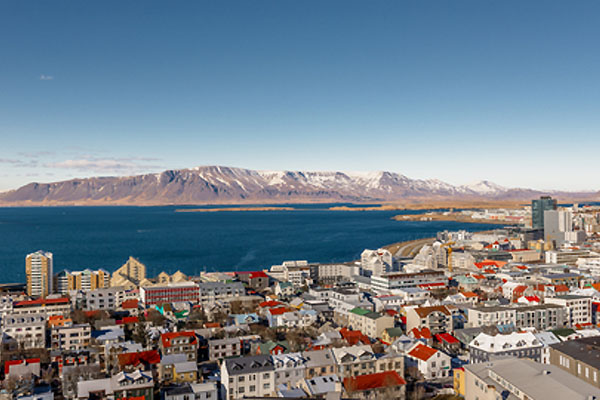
[[0, 166, 597, 206]]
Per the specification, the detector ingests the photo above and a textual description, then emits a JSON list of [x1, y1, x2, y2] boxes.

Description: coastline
[[175, 207, 295, 212]]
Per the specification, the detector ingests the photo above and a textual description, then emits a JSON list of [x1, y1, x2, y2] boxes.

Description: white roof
[[470, 331, 541, 353]]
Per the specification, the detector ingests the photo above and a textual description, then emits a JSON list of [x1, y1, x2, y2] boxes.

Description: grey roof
[[161, 354, 188, 365], [224, 354, 274, 375], [551, 337, 600, 369], [304, 374, 339, 395], [302, 349, 335, 368], [174, 361, 198, 373], [464, 357, 600, 399]]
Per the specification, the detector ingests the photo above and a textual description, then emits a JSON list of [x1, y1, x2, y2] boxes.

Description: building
[[361, 249, 393, 276], [2, 313, 46, 349], [209, 337, 243, 360], [12, 297, 71, 316], [272, 352, 307, 388], [462, 357, 600, 400], [235, 271, 269, 291], [140, 281, 199, 306], [370, 270, 447, 294], [332, 345, 378, 378], [311, 263, 359, 283], [532, 196, 557, 229], [26, 250, 53, 298], [550, 337, 600, 388], [83, 287, 137, 311], [406, 343, 452, 379], [343, 370, 406, 400], [198, 281, 245, 305], [467, 304, 565, 330], [77, 369, 154, 400], [54, 268, 109, 294], [51, 323, 91, 351], [348, 307, 395, 339], [468, 331, 542, 363], [221, 355, 275, 400], [544, 209, 573, 244], [545, 249, 591, 266], [406, 305, 454, 335], [110, 256, 147, 289], [303, 349, 336, 379], [160, 331, 198, 361], [546, 295, 591, 327], [163, 383, 218, 400]]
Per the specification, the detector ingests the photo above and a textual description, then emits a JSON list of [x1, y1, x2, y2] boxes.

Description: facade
[[198, 281, 245, 305], [209, 337, 242, 360], [272, 352, 307, 388], [468, 331, 542, 363], [110, 256, 147, 288], [55, 268, 109, 294], [26, 250, 53, 298], [546, 295, 592, 327], [221, 355, 275, 400], [12, 297, 71, 316], [331, 345, 378, 378], [532, 196, 557, 229], [303, 349, 336, 379], [467, 304, 565, 330], [348, 307, 395, 339], [361, 249, 393, 277], [550, 337, 600, 388], [83, 287, 137, 311], [2, 313, 47, 349], [140, 281, 199, 306], [406, 343, 452, 379], [160, 331, 198, 361], [51, 323, 91, 351], [406, 305, 453, 335], [370, 270, 446, 294]]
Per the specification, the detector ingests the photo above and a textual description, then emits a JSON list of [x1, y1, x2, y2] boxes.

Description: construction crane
[[442, 241, 455, 272]]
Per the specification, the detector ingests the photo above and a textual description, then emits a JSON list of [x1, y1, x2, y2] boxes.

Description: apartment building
[[83, 287, 137, 311], [12, 297, 71, 317], [545, 295, 591, 327], [303, 349, 337, 379], [406, 305, 453, 335], [160, 331, 198, 362], [467, 304, 565, 330], [209, 337, 242, 360], [310, 263, 359, 283], [348, 307, 395, 339], [26, 250, 53, 298], [198, 282, 245, 305], [331, 345, 378, 378], [221, 355, 275, 400], [272, 352, 307, 388], [55, 268, 110, 294], [2, 313, 46, 349], [51, 323, 91, 351], [370, 270, 447, 294], [361, 249, 393, 277]]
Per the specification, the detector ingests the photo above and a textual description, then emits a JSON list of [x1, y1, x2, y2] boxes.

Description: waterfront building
[[54, 268, 110, 294], [532, 196, 557, 229], [26, 250, 53, 298], [361, 249, 392, 276], [110, 256, 147, 289]]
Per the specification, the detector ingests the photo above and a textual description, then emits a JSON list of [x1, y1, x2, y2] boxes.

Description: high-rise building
[[26, 250, 53, 298], [544, 209, 573, 245], [54, 268, 110, 294], [531, 196, 557, 229]]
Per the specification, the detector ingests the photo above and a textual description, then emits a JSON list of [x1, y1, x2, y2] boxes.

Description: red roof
[[385, 309, 398, 316], [4, 358, 40, 374], [117, 316, 139, 325], [121, 299, 139, 309], [408, 343, 438, 361], [554, 284, 569, 292], [343, 371, 406, 392], [259, 300, 282, 308], [268, 306, 290, 316], [483, 269, 496, 274], [118, 350, 160, 367], [250, 271, 268, 279], [410, 327, 432, 340], [513, 285, 528, 295], [340, 327, 370, 345], [524, 295, 540, 302], [460, 291, 478, 298], [161, 331, 197, 348], [14, 297, 70, 307], [418, 282, 446, 290], [204, 322, 221, 328], [435, 333, 459, 344]]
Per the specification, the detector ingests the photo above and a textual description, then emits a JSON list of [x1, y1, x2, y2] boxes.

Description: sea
[[0, 204, 502, 284]]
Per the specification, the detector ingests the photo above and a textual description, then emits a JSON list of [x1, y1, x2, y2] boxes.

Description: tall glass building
[[531, 196, 557, 229]]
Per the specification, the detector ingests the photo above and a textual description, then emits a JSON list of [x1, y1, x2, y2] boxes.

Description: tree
[[132, 321, 149, 348]]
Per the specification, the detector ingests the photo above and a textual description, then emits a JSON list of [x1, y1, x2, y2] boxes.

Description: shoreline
[[175, 207, 295, 212]]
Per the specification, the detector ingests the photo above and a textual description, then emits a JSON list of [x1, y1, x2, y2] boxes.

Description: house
[[258, 340, 289, 355], [275, 281, 294, 297], [4, 358, 41, 380], [381, 327, 404, 345], [160, 331, 198, 361], [468, 331, 542, 363], [209, 337, 242, 360], [272, 352, 308, 388], [163, 382, 218, 400], [303, 349, 336, 379], [235, 271, 269, 291], [77, 369, 154, 400], [51, 323, 91, 351], [343, 370, 406, 400], [221, 354, 275, 400], [405, 305, 453, 335], [408, 327, 433, 345], [332, 345, 378, 378], [406, 343, 451, 379]]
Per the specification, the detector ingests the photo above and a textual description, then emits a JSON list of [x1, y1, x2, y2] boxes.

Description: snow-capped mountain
[[0, 166, 596, 205]]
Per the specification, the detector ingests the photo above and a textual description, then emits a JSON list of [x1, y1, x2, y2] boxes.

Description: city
[[1, 197, 600, 399]]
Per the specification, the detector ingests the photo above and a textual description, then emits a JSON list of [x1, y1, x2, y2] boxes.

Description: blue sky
[[1, 1, 599, 192]]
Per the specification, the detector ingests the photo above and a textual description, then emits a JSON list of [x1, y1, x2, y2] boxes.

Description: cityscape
[[0, 197, 599, 399], [2, 1, 600, 399]]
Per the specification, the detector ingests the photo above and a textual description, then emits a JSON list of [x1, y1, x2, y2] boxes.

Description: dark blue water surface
[[0, 205, 501, 283]]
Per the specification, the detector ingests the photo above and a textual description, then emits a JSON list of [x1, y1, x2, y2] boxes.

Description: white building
[[545, 295, 591, 327], [221, 355, 275, 400], [406, 343, 451, 379], [361, 249, 393, 276]]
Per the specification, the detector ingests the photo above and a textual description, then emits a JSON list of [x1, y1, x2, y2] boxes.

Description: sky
[[1, 1, 599, 192]]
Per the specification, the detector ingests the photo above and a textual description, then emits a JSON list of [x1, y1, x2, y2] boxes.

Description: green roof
[[350, 307, 371, 316], [552, 328, 576, 338], [385, 327, 404, 337]]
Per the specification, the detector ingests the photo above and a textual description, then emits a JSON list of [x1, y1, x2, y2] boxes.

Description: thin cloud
[[46, 158, 163, 173], [39, 75, 54, 80]]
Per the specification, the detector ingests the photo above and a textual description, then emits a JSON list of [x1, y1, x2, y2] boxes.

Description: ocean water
[[0, 205, 501, 283]]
